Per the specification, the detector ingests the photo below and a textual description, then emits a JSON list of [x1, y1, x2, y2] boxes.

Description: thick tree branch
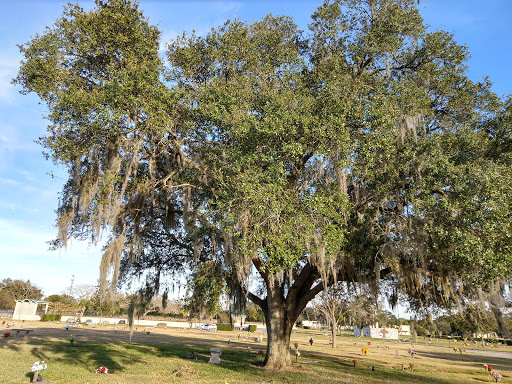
[[251, 251, 270, 285], [286, 261, 314, 309], [247, 291, 266, 311]]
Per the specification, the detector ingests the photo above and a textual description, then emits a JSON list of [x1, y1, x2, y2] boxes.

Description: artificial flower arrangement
[[492, 371, 503, 382], [3, 332, 10, 337], [361, 347, 369, 355], [31, 361, 47, 372], [69, 334, 75, 346], [31, 361, 47, 383], [95, 366, 108, 374]]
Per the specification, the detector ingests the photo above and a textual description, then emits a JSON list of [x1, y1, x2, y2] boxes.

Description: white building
[[12, 299, 49, 321], [302, 320, 322, 328], [399, 324, 411, 336], [354, 326, 399, 339]]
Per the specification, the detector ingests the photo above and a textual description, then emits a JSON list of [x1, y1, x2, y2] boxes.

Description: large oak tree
[[15, 0, 512, 369]]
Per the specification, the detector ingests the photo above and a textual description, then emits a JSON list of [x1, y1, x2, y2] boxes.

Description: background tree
[[246, 302, 265, 323], [434, 315, 453, 336], [44, 294, 76, 313], [313, 283, 345, 348], [15, 0, 512, 369], [0, 279, 43, 308], [450, 305, 498, 340], [44, 294, 75, 305], [312, 282, 388, 347], [90, 287, 125, 316], [71, 284, 96, 320]]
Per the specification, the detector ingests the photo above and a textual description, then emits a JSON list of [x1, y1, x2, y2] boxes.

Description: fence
[[0, 308, 14, 318]]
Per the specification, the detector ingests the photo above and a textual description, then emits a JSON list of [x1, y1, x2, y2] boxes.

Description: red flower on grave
[[95, 366, 108, 374]]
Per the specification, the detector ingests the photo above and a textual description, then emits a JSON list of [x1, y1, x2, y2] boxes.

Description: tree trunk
[[489, 294, 512, 340], [263, 290, 294, 369], [247, 260, 324, 369], [331, 322, 336, 348]]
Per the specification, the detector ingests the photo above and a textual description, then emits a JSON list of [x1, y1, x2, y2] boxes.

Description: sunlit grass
[[1, 320, 510, 383]]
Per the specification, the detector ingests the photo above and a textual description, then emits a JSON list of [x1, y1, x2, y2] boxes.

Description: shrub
[[217, 323, 233, 331], [41, 314, 62, 322], [248, 325, 257, 332]]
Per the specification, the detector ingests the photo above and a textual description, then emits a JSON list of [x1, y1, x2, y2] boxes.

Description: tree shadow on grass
[[2, 327, 510, 383], [117, 340, 469, 384], [28, 341, 126, 374], [0, 337, 21, 352], [415, 349, 512, 370]]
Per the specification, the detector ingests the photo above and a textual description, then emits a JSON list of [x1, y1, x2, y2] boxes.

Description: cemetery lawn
[[1, 321, 511, 383]]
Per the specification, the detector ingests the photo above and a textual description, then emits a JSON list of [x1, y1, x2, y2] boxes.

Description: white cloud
[[214, 0, 243, 16], [0, 176, 21, 186], [19, 169, 37, 182]]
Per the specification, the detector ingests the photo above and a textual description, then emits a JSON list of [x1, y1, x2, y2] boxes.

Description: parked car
[[118, 320, 126, 325], [196, 323, 217, 331], [65, 318, 76, 323]]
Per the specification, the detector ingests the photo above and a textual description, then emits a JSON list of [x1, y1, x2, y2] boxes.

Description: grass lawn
[[1, 320, 510, 383]]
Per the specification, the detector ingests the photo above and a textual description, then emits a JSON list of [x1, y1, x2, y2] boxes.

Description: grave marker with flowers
[[95, 366, 108, 374], [31, 361, 48, 383]]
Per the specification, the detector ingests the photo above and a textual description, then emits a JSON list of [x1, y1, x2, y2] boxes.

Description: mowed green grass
[[1, 321, 511, 383]]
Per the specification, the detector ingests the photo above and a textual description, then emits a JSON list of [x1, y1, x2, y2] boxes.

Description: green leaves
[[15, 0, 512, 316]]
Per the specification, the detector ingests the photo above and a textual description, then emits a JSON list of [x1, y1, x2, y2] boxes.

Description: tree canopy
[[0, 279, 43, 308], [15, 0, 512, 369]]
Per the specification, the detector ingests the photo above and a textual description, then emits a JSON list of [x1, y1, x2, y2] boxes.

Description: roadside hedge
[[217, 323, 233, 331], [40, 314, 62, 321]]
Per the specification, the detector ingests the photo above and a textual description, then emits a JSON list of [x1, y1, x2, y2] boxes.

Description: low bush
[[41, 314, 62, 322], [217, 323, 233, 331], [248, 325, 257, 333]]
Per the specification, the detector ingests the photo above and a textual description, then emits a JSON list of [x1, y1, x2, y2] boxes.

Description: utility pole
[[69, 275, 75, 297]]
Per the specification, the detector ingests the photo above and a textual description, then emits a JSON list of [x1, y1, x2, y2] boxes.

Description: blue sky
[[0, 0, 510, 298]]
